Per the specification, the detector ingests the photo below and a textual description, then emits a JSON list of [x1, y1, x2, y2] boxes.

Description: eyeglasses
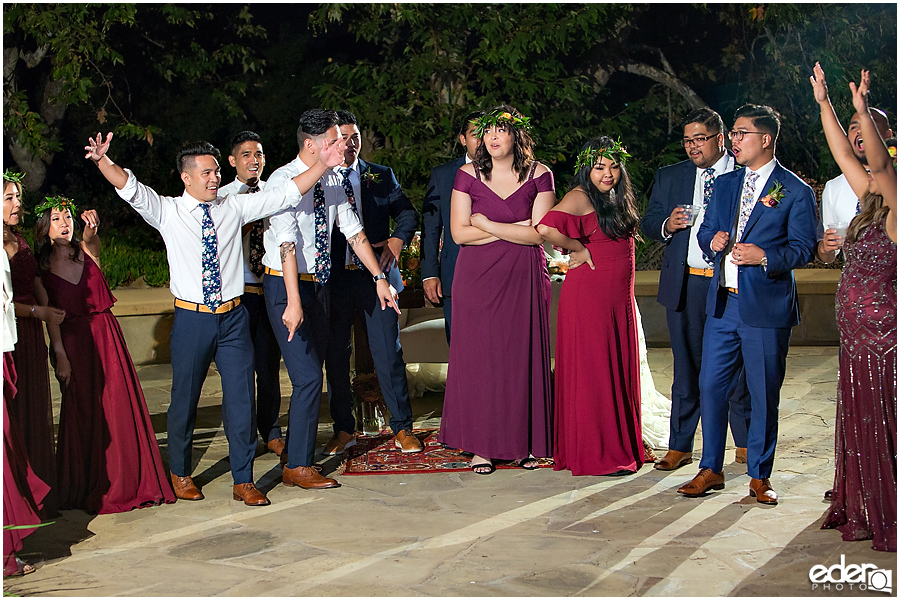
[[681, 134, 718, 148], [728, 130, 767, 142]]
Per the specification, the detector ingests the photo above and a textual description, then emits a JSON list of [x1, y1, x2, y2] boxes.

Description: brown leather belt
[[686, 267, 715, 278], [244, 284, 264, 295], [174, 297, 241, 314], [726, 287, 739, 295], [345, 264, 361, 270], [264, 267, 317, 282]]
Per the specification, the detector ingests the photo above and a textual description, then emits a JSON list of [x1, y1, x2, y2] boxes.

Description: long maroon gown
[[439, 165, 553, 460], [539, 210, 643, 475], [3, 352, 50, 576], [822, 217, 896, 552], [8, 231, 58, 514], [41, 255, 175, 514]]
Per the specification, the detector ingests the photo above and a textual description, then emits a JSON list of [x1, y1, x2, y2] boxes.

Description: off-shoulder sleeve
[[452, 168, 475, 194], [539, 210, 582, 240], [534, 169, 555, 193]]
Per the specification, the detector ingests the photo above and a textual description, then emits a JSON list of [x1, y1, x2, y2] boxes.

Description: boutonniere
[[362, 170, 381, 187], [759, 181, 785, 207]]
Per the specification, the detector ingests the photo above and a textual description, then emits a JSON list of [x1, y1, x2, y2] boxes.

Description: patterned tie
[[313, 182, 331, 284], [340, 168, 366, 268], [199, 203, 223, 311], [735, 171, 760, 242], [701, 167, 716, 267], [246, 185, 265, 278]]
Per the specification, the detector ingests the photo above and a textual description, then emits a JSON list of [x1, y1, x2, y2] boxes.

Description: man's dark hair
[[297, 109, 339, 149], [460, 110, 485, 137], [682, 107, 724, 135], [176, 141, 221, 173], [336, 110, 358, 127], [230, 131, 262, 156], [734, 104, 781, 141]]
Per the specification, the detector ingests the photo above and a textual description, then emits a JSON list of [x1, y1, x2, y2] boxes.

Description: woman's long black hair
[[569, 136, 640, 240], [34, 208, 83, 275]]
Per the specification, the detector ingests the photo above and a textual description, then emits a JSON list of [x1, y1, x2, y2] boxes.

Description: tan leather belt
[[345, 264, 361, 270], [174, 297, 241, 314], [727, 287, 739, 295], [264, 267, 317, 282], [244, 284, 264, 295], [686, 267, 715, 278]]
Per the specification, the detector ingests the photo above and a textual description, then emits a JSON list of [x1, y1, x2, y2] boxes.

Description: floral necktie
[[340, 168, 366, 268], [702, 167, 716, 266], [199, 203, 222, 311], [735, 171, 760, 242], [313, 182, 331, 284], [246, 185, 265, 278]]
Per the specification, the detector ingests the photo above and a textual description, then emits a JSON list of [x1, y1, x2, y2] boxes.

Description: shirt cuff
[[422, 277, 438, 283], [661, 218, 672, 241]]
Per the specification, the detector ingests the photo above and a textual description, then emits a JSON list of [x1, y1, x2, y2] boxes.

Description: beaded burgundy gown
[[822, 217, 897, 552], [41, 255, 175, 514]]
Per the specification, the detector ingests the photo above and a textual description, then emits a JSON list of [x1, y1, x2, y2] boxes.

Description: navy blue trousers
[[263, 274, 328, 468], [168, 304, 256, 484], [324, 268, 413, 436], [242, 290, 283, 443], [666, 273, 751, 452], [698, 292, 790, 478], [442, 294, 452, 346]]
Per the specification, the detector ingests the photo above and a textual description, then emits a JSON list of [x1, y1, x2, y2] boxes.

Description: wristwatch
[[373, 272, 387, 282]]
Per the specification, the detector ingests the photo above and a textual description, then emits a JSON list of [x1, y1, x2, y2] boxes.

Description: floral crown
[[471, 109, 532, 138], [574, 139, 632, 172], [34, 195, 78, 217], [3, 170, 24, 186]]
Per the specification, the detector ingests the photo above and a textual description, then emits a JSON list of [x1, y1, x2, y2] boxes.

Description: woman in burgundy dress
[[3, 172, 63, 516], [537, 137, 644, 476], [813, 65, 896, 551], [439, 106, 556, 474], [35, 200, 175, 514]]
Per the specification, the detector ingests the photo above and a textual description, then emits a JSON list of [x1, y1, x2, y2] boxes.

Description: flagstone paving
[[7, 347, 897, 597]]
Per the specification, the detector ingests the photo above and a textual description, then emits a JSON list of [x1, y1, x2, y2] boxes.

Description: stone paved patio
[[6, 347, 897, 597]]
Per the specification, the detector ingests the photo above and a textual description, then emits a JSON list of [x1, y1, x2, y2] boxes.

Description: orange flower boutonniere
[[759, 181, 785, 208]]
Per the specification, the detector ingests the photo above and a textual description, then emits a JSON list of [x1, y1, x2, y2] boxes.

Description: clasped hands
[[711, 231, 764, 265]]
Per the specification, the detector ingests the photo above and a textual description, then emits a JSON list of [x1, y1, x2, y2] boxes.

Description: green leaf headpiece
[[3, 170, 24, 186], [34, 195, 78, 218], [574, 138, 632, 173], [471, 109, 533, 138]]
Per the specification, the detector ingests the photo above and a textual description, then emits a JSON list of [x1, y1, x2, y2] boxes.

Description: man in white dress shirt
[[84, 131, 343, 506], [816, 107, 892, 263], [218, 131, 286, 460], [262, 109, 400, 490]]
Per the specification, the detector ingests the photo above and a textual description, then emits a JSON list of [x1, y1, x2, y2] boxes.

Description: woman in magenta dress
[[537, 137, 643, 476], [439, 106, 556, 474], [3, 173, 63, 515], [35, 199, 175, 514], [812, 65, 896, 551]]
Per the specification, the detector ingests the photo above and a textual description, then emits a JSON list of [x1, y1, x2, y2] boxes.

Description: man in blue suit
[[678, 104, 817, 504], [641, 108, 752, 471], [421, 110, 484, 343], [323, 110, 423, 455]]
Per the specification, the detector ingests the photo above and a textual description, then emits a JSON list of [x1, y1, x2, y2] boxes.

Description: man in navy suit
[[641, 108, 752, 471], [678, 104, 817, 504], [323, 110, 423, 455], [421, 110, 484, 343]]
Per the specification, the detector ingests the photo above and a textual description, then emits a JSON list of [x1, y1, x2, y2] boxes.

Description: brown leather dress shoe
[[322, 431, 357, 456], [233, 483, 270, 506], [395, 429, 424, 453], [654, 450, 694, 471], [734, 447, 747, 464], [170, 472, 204, 500], [283, 465, 340, 489], [267, 438, 286, 457], [749, 477, 778, 505], [677, 468, 725, 496]]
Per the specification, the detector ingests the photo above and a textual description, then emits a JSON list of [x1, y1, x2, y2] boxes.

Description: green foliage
[[99, 232, 169, 289]]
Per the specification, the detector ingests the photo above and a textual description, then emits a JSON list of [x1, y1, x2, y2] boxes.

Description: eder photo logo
[[809, 555, 893, 593]]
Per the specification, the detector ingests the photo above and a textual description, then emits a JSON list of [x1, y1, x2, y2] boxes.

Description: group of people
[[2, 66, 895, 575]]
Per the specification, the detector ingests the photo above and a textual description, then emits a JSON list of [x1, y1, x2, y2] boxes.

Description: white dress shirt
[[724, 158, 776, 289], [818, 173, 859, 256], [334, 160, 363, 265], [116, 169, 300, 304], [264, 156, 363, 275], [687, 152, 735, 269], [219, 178, 268, 284], [2, 250, 16, 352]]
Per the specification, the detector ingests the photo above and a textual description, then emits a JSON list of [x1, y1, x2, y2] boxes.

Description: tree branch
[[617, 61, 707, 109]]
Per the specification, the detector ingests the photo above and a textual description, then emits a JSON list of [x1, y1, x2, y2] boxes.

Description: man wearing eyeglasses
[[642, 108, 752, 473], [678, 104, 817, 505]]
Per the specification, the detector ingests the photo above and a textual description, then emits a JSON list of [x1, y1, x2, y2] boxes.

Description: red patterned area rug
[[337, 429, 554, 475]]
